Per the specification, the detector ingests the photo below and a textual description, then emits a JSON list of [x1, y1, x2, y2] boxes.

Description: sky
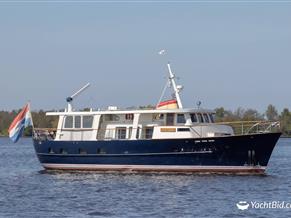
[[0, 1, 290, 113]]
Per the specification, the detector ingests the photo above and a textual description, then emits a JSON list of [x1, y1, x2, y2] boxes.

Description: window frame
[[197, 113, 204, 123], [116, 127, 127, 139], [203, 113, 210, 123], [83, 115, 94, 129], [64, 116, 74, 129], [190, 113, 198, 123], [74, 115, 81, 128]]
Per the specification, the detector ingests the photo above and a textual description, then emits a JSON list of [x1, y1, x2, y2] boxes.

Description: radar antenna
[[66, 83, 90, 112]]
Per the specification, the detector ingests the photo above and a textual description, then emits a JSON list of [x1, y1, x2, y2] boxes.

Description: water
[[0, 138, 290, 218]]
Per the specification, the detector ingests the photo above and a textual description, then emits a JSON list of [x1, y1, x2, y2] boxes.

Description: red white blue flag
[[8, 103, 32, 143]]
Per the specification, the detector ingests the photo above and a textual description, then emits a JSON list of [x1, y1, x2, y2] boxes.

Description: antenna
[[66, 83, 90, 112], [196, 101, 202, 109]]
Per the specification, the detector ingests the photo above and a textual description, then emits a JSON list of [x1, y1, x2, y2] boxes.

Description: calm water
[[0, 138, 290, 218]]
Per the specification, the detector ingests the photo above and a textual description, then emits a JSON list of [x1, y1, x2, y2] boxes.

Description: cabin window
[[105, 114, 119, 121], [166, 113, 174, 126], [177, 128, 190, 132], [177, 114, 186, 124], [197, 113, 204, 123], [48, 148, 54, 153], [64, 116, 73, 128], [153, 114, 164, 121], [203, 114, 210, 123], [125, 114, 134, 120], [83, 116, 93, 128], [190, 114, 198, 123], [75, 116, 81, 128], [145, 127, 153, 139], [116, 127, 126, 139]]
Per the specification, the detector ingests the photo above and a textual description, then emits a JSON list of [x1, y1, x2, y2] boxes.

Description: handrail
[[216, 120, 274, 125], [216, 120, 280, 135], [265, 121, 280, 132]]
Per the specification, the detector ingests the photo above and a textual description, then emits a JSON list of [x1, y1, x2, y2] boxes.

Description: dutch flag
[[8, 103, 32, 143]]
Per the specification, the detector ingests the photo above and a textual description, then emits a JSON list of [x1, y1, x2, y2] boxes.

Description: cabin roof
[[46, 108, 215, 116]]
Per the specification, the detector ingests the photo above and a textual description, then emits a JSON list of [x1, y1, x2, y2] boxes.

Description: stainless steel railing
[[215, 120, 280, 135]]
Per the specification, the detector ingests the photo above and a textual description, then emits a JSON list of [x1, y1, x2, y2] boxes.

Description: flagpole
[[27, 101, 35, 138]]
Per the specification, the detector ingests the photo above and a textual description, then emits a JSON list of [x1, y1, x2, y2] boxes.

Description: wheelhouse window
[[64, 116, 73, 128], [203, 114, 210, 123], [197, 113, 204, 123], [116, 127, 126, 139], [209, 114, 215, 123], [166, 113, 174, 126], [64, 115, 94, 129], [177, 114, 186, 124], [75, 116, 81, 128], [83, 116, 93, 128], [190, 114, 198, 123]]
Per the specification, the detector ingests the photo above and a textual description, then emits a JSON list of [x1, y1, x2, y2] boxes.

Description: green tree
[[243, 109, 263, 121], [265, 104, 278, 121], [215, 107, 225, 122], [280, 108, 291, 136]]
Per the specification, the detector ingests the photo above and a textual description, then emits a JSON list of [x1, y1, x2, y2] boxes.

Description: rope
[[156, 79, 170, 108]]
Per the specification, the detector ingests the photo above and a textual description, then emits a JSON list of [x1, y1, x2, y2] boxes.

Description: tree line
[[1, 104, 291, 136], [0, 110, 58, 136], [215, 104, 291, 135]]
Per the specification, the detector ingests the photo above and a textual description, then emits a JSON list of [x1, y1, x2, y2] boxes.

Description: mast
[[167, 62, 183, 109]]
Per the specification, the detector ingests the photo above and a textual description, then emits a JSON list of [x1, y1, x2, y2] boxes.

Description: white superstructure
[[46, 63, 234, 141]]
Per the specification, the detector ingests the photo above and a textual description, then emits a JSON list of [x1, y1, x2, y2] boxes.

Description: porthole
[[48, 148, 54, 154], [96, 148, 106, 154], [79, 148, 87, 154], [60, 148, 67, 154]]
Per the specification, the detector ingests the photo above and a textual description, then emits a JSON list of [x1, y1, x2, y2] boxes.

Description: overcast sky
[[0, 1, 290, 113]]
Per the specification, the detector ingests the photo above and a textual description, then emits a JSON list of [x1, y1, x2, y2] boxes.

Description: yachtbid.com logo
[[237, 201, 291, 210], [236, 201, 250, 210]]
